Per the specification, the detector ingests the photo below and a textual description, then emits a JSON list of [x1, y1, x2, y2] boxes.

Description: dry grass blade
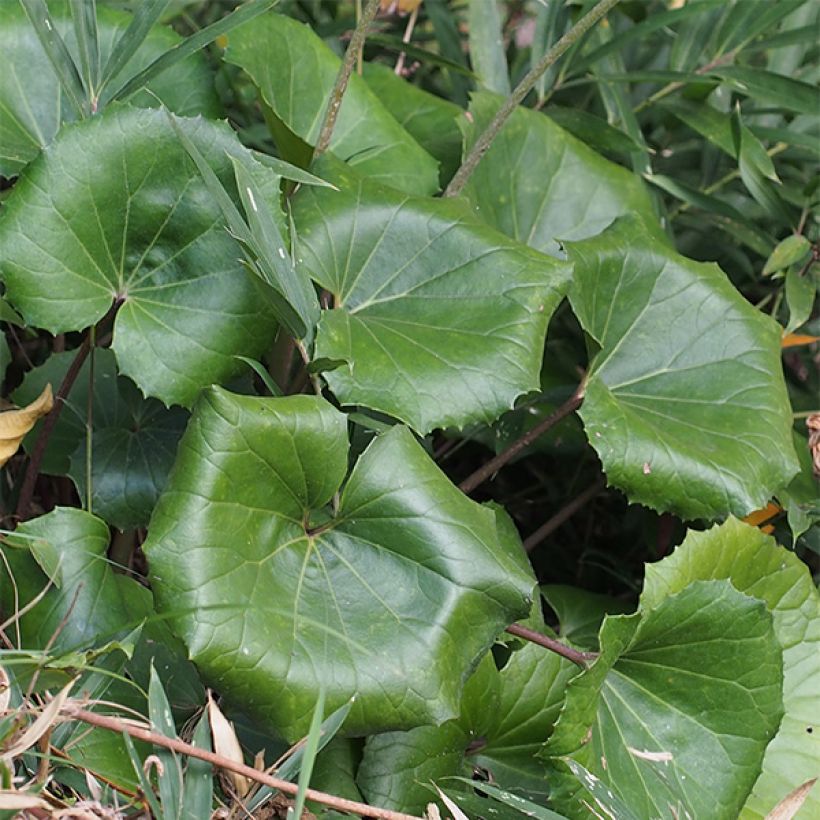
[[0, 791, 51, 810], [0, 666, 9, 713], [208, 693, 250, 798], [1, 678, 74, 760], [765, 778, 818, 820], [0, 384, 53, 467]]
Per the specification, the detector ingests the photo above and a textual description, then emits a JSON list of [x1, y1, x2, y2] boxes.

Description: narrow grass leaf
[[182, 710, 213, 820], [122, 730, 164, 819], [233, 356, 283, 397], [149, 665, 183, 820], [0, 678, 73, 760], [287, 687, 326, 820], [108, 0, 279, 105], [69, 0, 100, 100], [98, 0, 170, 98], [449, 778, 569, 819], [250, 151, 337, 188], [18, 0, 87, 116], [468, 0, 510, 95]]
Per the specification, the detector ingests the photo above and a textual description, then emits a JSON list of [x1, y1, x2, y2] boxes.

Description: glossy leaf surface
[[568, 217, 798, 519], [642, 518, 820, 819], [544, 581, 783, 819], [0, 106, 278, 407], [224, 13, 439, 195], [459, 92, 657, 257], [0, 2, 218, 176], [293, 159, 571, 434], [144, 389, 535, 741]]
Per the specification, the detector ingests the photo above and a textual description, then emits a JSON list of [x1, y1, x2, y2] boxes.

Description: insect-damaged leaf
[[0, 106, 279, 407], [292, 158, 570, 434], [568, 216, 798, 520], [143, 388, 535, 741]]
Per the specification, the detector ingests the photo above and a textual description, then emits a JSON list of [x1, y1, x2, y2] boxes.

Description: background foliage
[[0, 1, 817, 818]]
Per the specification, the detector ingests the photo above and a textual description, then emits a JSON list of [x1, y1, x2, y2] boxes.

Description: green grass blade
[[98, 0, 170, 98], [123, 730, 164, 819], [107, 0, 279, 105], [286, 687, 325, 820], [19, 0, 88, 117], [182, 710, 213, 820], [233, 356, 284, 397], [148, 664, 183, 820], [250, 151, 338, 189], [468, 0, 510, 95], [69, 0, 100, 103]]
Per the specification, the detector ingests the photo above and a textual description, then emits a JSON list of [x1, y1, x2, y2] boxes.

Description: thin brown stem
[[505, 623, 597, 667], [459, 383, 585, 495], [444, 0, 621, 197], [394, 6, 419, 76], [62, 706, 423, 820], [314, 0, 381, 157], [523, 478, 606, 552]]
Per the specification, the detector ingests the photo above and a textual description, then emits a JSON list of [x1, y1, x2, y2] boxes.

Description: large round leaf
[[543, 581, 783, 819], [459, 92, 658, 257], [568, 216, 798, 519], [143, 388, 536, 741], [224, 13, 439, 196], [292, 158, 571, 434], [13, 349, 187, 528], [641, 518, 820, 819], [0, 1, 219, 177], [0, 105, 278, 407]]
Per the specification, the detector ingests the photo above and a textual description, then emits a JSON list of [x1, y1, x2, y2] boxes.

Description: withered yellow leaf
[[0, 384, 53, 467]]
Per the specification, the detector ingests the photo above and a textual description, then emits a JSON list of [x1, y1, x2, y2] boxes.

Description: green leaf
[[358, 629, 577, 814], [308, 738, 364, 811], [0, 2, 218, 177], [459, 92, 658, 258], [13, 349, 188, 529], [105, 0, 278, 106], [568, 216, 799, 519], [1, 508, 135, 651], [144, 389, 535, 741], [641, 518, 820, 820], [19, 0, 88, 118], [543, 581, 783, 819], [784, 266, 816, 333], [763, 235, 811, 276], [292, 158, 570, 434], [290, 688, 326, 820], [468, 0, 510, 96], [452, 779, 570, 820], [181, 710, 213, 820], [777, 431, 820, 544], [540, 585, 632, 651], [0, 106, 278, 407], [149, 665, 184, 820], [708, 66, 820, 115], [223, 13, 439, 196], [362, 63, 464, 185]]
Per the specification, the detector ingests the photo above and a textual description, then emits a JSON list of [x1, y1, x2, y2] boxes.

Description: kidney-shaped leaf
[[459, 92, 658, 257], [224, 13, 438, 196], [292, 159, 571, 434], [0, 105, 278, 407], [144, 388, 535, 741], [641, 518, 820, 820], [543, 581, 783, 819], [568, 216, 798, 519], [0, 1, 218, 177]]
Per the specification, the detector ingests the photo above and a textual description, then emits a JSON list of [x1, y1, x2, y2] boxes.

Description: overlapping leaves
[[224, 13, 439, 196], [144, 388, 536, 741], [292, 158, 571, 434], [0, 105, 279, 407], [0, 1, 218, 177], [568, 216, 798, 519]]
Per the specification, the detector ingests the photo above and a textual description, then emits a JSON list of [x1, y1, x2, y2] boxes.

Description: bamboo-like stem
[[444, 0, 622, 198], [62, 706, 423, 820], [314, 0, 381, 157], [459, 383, 585, 495], [523, 478, 606, 552], [505, 623, 597, 667]]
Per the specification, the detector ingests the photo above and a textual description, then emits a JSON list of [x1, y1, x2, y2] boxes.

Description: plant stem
[[505, 623, 597, 667], [444, 0, 621, 198], [459, 383, 585, 495], [62, 706, 424, 820], [314, 0, 381, 158], [523, 478, 605, 552]]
